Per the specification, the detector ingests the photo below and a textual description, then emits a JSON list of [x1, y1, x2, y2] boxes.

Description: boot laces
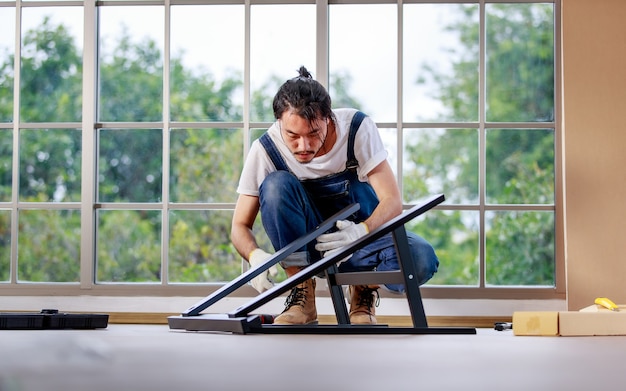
[[283, 284, 308, 309], [356, 286, 380, 311]]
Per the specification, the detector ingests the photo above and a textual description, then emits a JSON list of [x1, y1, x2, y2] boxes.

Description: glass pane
[[19, 128, 81, 202], [0, 8, 14, 122], [168, 209, 238, 283], [170, 128, 242, 203], [0, 210, 10, 282], [403, 128, 478, 204], [0, 130, 11, 202], [404, 4, 479, 122], [250, 5, 315, 122], [486, 211, 555, 286], [170, 5, 244, 122], [486, 129, 554, 204], [98, 128, 163, 203], [330, 4, 396, 122], [250, 128, 266, 146], [410, 210, 479, 286], [380, 128, 397, 178], [97, 210, 161, 283], [20, 8, 83, 122], [99, 6, 164, 122], [485, 3, 555, 122], [18, 209, 80, 282]]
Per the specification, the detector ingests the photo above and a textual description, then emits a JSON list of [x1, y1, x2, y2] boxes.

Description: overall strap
[[346, 111, 366, 170], [259, 133, 290, 172], [260, 110, 367, 172]]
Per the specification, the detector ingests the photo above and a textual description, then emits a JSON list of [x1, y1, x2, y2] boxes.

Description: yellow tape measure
[[595, 297, 619, 311]]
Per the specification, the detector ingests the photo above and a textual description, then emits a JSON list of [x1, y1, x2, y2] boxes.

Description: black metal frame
[[168, 193, 476, 335]]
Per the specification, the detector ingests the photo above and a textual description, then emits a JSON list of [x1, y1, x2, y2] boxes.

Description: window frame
[[0, 0, 564, 300]]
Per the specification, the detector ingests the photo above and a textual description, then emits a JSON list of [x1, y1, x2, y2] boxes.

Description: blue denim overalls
[[257, 111, 439, 291]]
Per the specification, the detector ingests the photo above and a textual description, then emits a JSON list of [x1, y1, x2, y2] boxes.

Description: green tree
[[19, 16, 82, 122], [0, 17, 83, 281], [406, 3, 555, 286]]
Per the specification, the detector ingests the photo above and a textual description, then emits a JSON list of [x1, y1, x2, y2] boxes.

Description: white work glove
[[315, 220, 368, 263], [248, 249, 278, 293]]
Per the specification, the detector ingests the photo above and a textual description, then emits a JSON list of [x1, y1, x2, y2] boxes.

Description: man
[[231, 66, 439, 325]]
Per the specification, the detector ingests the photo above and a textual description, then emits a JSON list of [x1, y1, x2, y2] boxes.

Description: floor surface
[[1, 324, 625, 391]]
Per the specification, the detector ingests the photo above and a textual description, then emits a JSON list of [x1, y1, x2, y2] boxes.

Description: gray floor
[[1, 324, 626, 391]]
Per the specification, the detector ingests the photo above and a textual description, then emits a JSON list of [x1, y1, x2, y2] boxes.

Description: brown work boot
[[349, 285, 380, 325], [273, 278, 318, 325]]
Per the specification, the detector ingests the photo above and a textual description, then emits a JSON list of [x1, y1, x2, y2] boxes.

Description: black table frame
[[168, 194, 476, 335]]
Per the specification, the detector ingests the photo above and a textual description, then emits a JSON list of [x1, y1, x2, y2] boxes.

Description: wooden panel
[[563, 0, 626, 310], [107, 312, 508, 329]]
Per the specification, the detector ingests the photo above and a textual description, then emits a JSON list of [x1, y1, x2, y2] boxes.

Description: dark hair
[[272, 66, 335, 124]]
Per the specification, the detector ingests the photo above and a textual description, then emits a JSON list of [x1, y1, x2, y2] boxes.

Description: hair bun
[[297, 66, 312, 79]]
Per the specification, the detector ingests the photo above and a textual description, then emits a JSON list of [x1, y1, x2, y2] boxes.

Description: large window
[[0, 0, 562, 299]]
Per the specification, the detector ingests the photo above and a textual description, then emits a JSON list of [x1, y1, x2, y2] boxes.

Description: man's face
[[278, 111, 329, 164]]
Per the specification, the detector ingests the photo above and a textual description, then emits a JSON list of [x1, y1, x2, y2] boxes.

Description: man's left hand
[[315, 220, 369, 253]]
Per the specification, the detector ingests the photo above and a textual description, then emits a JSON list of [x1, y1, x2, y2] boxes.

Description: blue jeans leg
[[258, 171, 440, 287], [258, 171, 322, 268]]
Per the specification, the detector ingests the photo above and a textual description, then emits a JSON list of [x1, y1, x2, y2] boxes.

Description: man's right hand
[[248, 249, 278, 293]]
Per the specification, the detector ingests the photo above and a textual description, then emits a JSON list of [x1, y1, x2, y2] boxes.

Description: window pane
[[18, 209, 80, 282], [170, 5, 244, 122], [0, 130, 11, 202], [0, 210, 10, 282], [98, 129, 163, 203], [380, 128, 397, 178], [404, 4, 479, 122], [486, 129, 554, 204], [330, 4, 396, 122], [250, 5, 315, 122], [486, 211, 555, 286], [168, 209, 238, 283], [97, 210, 161, 283], [19, 128, 81, 202], [403, 128, 478, 204], [20, 8, 83, 122], [99, 6, 164, 122], [170, 128, 242, 203], [410, 210, 479, 286], [250, 128, 266, 146], [485, 3, 554, 122], [0, 7, 14, 122]]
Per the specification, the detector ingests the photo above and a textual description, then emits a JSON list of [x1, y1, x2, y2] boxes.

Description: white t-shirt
[[236, 108, 388, 197]]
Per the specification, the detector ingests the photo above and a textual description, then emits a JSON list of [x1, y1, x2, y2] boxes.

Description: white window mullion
[[243, 0, 251, 156], [80, 0, 98, 289], [396, 0, 403, 192], [478, 0, 487, 288], [316, 0, 329, 88], [10, 1, 22, 284], [161, 0, 172, 285]]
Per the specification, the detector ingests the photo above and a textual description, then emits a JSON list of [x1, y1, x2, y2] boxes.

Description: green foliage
[[0, 55, 12, 122], [0, 131, 12, 202], [169, 128, 242, 203], [408, 211, 479, 286], [486, 211, 554, 285], [17, 210, 81, 282], [99, 31, 163, 122], [98, 128, 163, 203], [19, 16, 82, 122], [96, 210, 161, 282], [0, 211, 10, 281], [485, 4, 555, 122], [409, 3, 556, 286], [168, 210, 240, 282], [19, 128, 81, 202], [0, 5, 557, 287]]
